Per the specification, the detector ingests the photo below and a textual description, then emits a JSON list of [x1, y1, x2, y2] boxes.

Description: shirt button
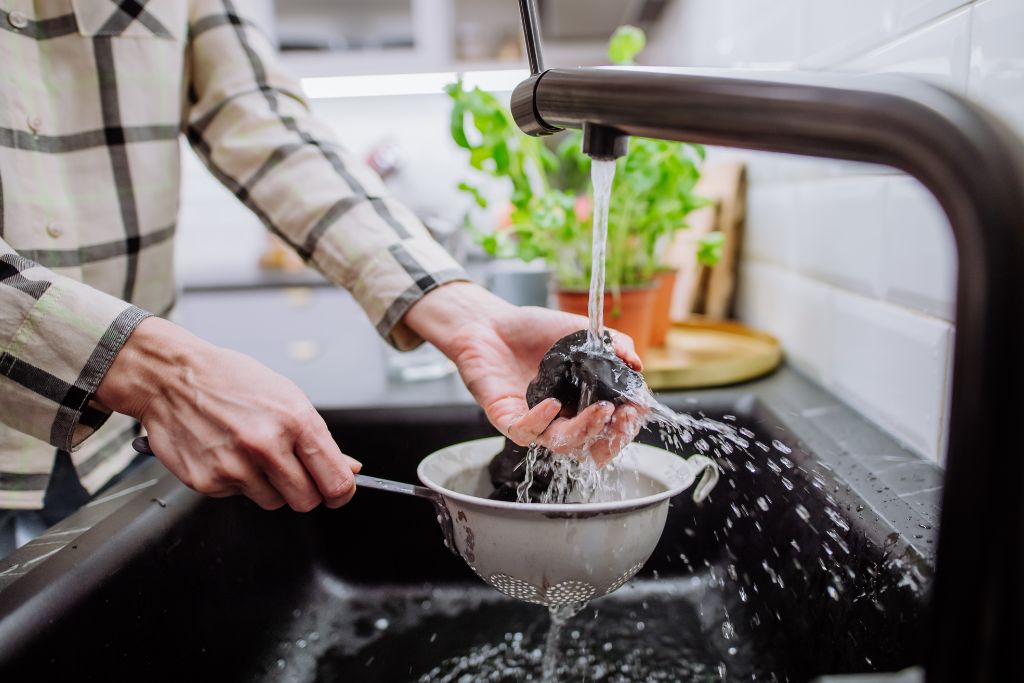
[[27, 115, 42, 133], [46, 222, 63, 239], [7, 10, 28, 29]]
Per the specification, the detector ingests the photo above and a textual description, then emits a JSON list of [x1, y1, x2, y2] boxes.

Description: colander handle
[[685, 455, 720, 504], [131, 437, 460, 555]]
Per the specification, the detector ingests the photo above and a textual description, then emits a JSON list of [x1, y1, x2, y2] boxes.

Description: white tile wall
[[792, 177, 888, 298], [881, 178, 957, 320], [737, 262, 835, 384], [828, 290, 953, 459], [646, 0, 1024, 463], [896, 0, 972, 32], [801, 0, 900, 68], [969, 0, 1024, 135], [742, 183, 800, 268], [844, 6, 972, 92]]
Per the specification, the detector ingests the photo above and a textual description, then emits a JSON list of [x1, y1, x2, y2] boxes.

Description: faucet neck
[[517, 0, 546, 75]]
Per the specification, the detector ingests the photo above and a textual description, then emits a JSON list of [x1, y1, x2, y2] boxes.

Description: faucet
[[510, 1, 1024, 681]]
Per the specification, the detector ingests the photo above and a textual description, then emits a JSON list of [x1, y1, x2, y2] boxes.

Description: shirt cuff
[[346, 237, 470, 351], [0, 274, 151, 452]]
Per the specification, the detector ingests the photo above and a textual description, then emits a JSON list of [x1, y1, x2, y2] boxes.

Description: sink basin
[[0, 370, 939, 682]]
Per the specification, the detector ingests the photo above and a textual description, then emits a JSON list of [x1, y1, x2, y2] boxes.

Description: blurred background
[[176, 0, 1023, 468]]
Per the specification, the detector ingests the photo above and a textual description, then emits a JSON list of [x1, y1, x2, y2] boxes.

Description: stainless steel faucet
[[510, 1, 1024, 681]]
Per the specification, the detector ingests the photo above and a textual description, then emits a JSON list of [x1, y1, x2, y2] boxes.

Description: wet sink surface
[[0, 370, 940, 682], [254, 576, 771, 682]]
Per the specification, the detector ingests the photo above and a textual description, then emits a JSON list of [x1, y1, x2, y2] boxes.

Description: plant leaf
[[608, 25, 646, 65], [457, 181, 488, 208], [697, 232, 726, 266]]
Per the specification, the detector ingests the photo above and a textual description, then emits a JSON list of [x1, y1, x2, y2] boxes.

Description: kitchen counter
[[177, 285, 475, 410]]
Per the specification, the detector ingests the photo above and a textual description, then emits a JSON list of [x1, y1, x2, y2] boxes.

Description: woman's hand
[[96, 317, 361, 511], [405, 282, 646, 466]]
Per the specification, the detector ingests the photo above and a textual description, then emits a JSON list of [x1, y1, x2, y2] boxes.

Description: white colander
[[409, 436, 719, 607]]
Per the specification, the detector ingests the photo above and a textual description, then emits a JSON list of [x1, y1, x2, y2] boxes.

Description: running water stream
[[535, 158, 620, 683], [586, 158, 617, 350]]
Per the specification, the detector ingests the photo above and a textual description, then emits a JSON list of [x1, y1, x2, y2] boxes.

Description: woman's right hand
[[95, 317, 361, 511]]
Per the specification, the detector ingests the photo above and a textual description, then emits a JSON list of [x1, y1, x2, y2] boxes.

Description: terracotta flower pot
[[649, 270, 678, 348], [556, 284, 658, 360]]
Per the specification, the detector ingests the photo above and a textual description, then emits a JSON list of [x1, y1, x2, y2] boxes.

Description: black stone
[[488, 329, 647, 502]]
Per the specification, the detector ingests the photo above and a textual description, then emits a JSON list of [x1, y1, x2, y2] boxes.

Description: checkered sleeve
[[0, 241, 150, 451], [184, 0, 469, 350]]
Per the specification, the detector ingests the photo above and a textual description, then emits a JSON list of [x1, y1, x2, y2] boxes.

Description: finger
[[611, 404, 643, 441], [239, 473, 288, 510], [539, 401, 614, 454], [609, 329, 643, 371], [507, 398, 562, 446], [260, 450, 323, 513], [588, 405, 641, 467], [295, 417, 358, 509]]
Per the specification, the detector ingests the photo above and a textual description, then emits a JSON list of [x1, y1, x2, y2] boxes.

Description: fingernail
[[346, 456, 363, 472], [548, 398, 562, 410]]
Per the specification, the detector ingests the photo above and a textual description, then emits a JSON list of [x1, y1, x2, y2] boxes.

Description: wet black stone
[[524, 329, 642, 416], [488, 329, 646, 502], [486, 438, 555, 501]]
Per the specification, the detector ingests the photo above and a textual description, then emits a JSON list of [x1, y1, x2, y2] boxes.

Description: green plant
[[447, 26, 719, 290]]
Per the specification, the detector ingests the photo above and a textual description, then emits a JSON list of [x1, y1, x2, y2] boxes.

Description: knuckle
[[237, 429, 277, 455], [189, 473, 217, 496], [211, 460, 245, 486]]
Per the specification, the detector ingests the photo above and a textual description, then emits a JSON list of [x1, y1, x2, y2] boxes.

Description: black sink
[[0, 370, 938, 682]]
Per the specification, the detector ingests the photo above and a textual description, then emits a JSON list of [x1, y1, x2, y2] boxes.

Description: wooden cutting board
[[643, 318, 783, 390]]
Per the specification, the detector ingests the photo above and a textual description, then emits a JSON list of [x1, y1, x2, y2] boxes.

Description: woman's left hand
[[404, 282, 646, 466]]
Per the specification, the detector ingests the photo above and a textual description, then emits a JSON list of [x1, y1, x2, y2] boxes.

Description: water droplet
[[826, 529, 851, 554], [276, 659, 286, 670], [824, 507, 850, 531], [827, 586, 840, 600], [374, 618, 390, 631], [603, 642, 613, 652], [795, 504, 811, 523], [636, 621, 646, 631], [772, 440, 792, 454], [721, 621, 735, 640], [296, 639, 307, 649]]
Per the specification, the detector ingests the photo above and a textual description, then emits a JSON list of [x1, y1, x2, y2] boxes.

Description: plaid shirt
[[0, 0, 467, 509]]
